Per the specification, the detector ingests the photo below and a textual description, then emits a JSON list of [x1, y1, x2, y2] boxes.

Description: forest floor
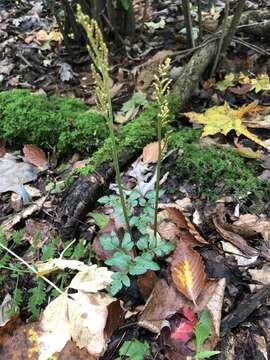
[[1, 0, 270, 359]]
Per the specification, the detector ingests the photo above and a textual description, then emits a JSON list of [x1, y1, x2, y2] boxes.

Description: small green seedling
[[116, 339, 150, 360], [193, 309, 220, 359]]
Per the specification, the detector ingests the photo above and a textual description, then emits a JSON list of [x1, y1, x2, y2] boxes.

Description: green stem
[[153, 115, 162, 237], [104, 70, 131, 236]]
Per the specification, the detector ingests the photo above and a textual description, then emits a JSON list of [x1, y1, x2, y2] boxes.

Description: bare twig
[[233, 37, 270, 56], [221, 0, 246, 54], [182, 0, 195, 48], [197, 0, 203, 42], [210, 0, 229, 77]]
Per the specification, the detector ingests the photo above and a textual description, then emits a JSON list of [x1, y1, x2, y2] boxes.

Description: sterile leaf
[[196, 350, 221, 359], [185, 102, 270, 150], [171, 241, 206, 304]]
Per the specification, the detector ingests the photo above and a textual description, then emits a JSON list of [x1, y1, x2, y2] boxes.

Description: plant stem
[[104, 71, 131, 236], [153, 115, 162, 238], [0, 242, 64, 295]]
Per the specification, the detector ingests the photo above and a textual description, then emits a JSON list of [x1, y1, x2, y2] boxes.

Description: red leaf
[[23, 144, 48, 170], [171, 307, 197, 343]]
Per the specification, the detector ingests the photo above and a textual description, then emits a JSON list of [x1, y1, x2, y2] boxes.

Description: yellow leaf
[[250, 73, 270, 93], [184, 102, 270, 150], [216, 73, 235, 91], [239, 72, 251, 85]]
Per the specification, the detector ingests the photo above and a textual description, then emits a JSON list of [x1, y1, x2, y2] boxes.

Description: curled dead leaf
[[23, 144, 48, 170], [213, 203, 259, 257], [142, 141, 167, 163], [165, 207, 208, 247]]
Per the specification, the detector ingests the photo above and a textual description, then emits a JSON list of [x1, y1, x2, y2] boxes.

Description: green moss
[[169, 128, 270, 199], [0, 89, 107, 153]]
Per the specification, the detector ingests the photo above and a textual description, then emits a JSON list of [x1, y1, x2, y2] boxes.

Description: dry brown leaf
[[138, 277, 225, 348], [135, 50, 173, 94], [39, 291, 117, 359], [213, 203, 259, 257], [1, 196, 46, 233], [138, 279, 188, 333], [166, 207, 208, 246], [158, 220, 180, 242], [221, 241, 258, 266], [248, 265, 270, 292], [233, 214, 270, 242], [23, 144, 48, 170], [137, 270, 159, 301], [69, 266, 113, 293], [171, 240, 206, 304], [142, 141, 167, 163]]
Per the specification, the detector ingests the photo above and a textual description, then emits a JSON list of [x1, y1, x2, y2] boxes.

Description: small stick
[[197, 0, 203, 43], [210, 0, 229, 77], [182, 0, 195, 48], [221, 0, 246, 54]]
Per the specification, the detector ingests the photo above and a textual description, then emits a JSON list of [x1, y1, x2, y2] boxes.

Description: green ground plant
[[169, 128, 270, 200], [116, 339, 150, 360], [98, 190, 174, 295], [0, 228, 91, 319], [77, 6, 131, 233], [0, 89, 107, 153], [76, 5, 174, 295]]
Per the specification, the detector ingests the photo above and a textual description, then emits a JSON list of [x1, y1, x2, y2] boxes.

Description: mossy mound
[[80, 98, 180, 174], [169, 128, 270, 200], [0, 89, 107, 153]]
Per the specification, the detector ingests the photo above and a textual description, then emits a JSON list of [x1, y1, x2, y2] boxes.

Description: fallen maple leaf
[[250, 73, 270, 93], [171, 241, 206, 304], [184, 102, 270, 150], [171, 307, 197, 343]]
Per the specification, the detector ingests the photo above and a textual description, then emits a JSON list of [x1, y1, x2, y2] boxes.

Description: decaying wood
[[173, 0, 246, 103], [58, 3, 248, 240], [220, 286, 270, 337], [59, 150, 134, 239]]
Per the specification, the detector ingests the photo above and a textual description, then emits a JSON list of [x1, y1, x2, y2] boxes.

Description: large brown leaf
[[166, 207, 208, 247], [171, 240, 206, 304]]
